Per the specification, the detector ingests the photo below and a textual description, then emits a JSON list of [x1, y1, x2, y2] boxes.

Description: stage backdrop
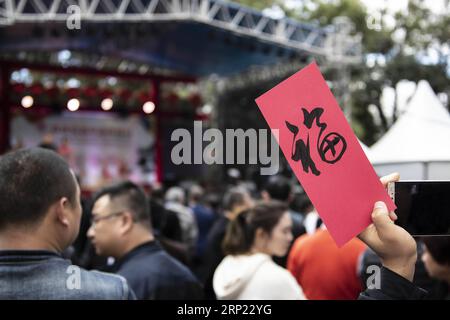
[[10, 112, 155, 190]]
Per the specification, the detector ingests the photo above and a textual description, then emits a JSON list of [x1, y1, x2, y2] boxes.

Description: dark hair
[[222, 187, 249, 212], [263, 176, 291, 202], [0, 148, 77, 230], [222, 201, 288, 255], [297, 193, 313, 213], [93, 181, 151, 228], [423, 237, 450, 265], [189, 185, 204, 203]]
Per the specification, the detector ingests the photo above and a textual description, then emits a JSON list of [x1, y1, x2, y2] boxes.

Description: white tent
[[369, 80, 450, 180]]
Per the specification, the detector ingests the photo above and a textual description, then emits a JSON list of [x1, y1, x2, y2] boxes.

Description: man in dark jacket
[[359, 244, 449, 299], [201, 186, 254, 299], [0, 148, 134, 299], [87, 181, 203, 300]]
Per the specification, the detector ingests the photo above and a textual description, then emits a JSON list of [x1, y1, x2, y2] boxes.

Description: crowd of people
[[0, 147, 449, 300]]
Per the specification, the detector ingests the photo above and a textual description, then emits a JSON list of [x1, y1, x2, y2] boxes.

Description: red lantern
[[66, 88, 80, 98], [83, 86, 97, 98], [100, 89, 113, 99], [138, 92, 152, 104], [189, 93, 202, 108], [118, 88, 132, 101], [12, 83, 26, 93], [45, 86, 59, 98], [30, 84, 44, 95], [166, 92, 179, 105]]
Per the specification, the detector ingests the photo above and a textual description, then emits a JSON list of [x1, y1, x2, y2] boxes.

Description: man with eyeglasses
[[87, 181, 203, 300]]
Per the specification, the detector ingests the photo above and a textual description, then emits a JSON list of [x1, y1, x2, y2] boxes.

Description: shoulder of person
[[80, 269, 135, 300], [291, 232, 312, 253], [254, 259, 305, 299], [131, 249, 198, 283], [159, 251, 199, 280], [257, 258, 294, 282]]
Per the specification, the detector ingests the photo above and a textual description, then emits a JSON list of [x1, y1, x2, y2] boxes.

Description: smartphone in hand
[[388, 181, 450, 236]]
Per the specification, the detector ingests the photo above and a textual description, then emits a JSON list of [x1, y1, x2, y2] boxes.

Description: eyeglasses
[[90, 211, 124, 226]]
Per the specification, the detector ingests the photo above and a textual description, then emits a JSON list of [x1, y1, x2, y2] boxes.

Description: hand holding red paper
[[359, 173, 417, 282], [255, 61, 396, 247]]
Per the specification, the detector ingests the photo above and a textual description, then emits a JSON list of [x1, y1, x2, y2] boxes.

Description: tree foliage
[[234, 0, 449, 145]]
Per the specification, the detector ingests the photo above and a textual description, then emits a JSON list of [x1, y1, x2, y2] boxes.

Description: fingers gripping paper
[[255, 62, 396, 247]]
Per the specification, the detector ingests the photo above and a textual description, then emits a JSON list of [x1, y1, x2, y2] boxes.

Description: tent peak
[[406, 80, 450, 122]]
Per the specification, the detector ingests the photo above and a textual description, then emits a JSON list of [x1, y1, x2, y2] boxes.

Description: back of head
[[423, 237, 450, 265], [0, 148, 77, 231], [189, 185, 204, 203], [222, 186, 249, 212], [263, 176, 291, 202], [165, 187, 185, 204], [94, 181, 151, 229], [297, 192, 313, 213], [223, 200, 288, 255]]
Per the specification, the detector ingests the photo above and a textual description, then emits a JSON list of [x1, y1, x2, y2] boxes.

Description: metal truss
[[0, 0, 13, 24], [0, 0, 361, 64]]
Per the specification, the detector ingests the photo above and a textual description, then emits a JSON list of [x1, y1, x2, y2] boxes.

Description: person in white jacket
[[213, 201, 305, 300]]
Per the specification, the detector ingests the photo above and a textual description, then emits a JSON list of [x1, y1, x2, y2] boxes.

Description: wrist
[[382, 254, 417, 282]]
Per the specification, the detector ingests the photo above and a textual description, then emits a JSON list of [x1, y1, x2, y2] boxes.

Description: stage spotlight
[[101, 98, 113, 111], [143, 101, 155, 114], [21, 95, 34, 109], [67, 98, 80, 111]]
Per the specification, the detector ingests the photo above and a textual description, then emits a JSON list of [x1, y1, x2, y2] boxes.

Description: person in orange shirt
[[287, 226, 366, 300]]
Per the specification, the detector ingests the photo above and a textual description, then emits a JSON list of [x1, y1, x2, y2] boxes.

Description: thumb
[[371, 201, 394, 237]]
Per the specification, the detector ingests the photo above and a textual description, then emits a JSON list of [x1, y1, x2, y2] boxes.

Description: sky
[[361, 0, 447, 16]]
